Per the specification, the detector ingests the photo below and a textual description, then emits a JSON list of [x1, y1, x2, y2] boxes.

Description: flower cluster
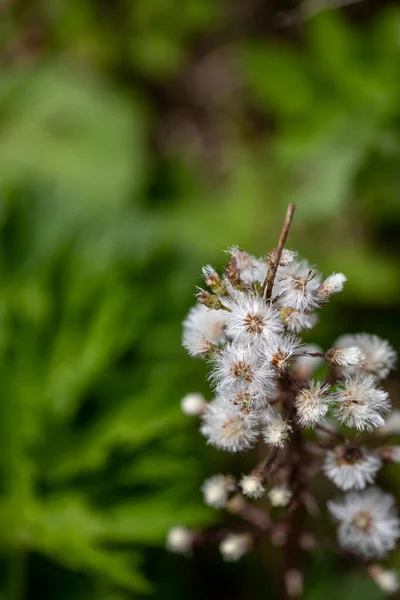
[[167, 207, 399, 596]]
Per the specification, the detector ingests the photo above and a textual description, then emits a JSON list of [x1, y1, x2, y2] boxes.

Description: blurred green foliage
[[1, 1, 400, 599]]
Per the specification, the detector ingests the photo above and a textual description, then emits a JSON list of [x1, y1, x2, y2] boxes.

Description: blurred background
[[0, 0, 400, 598]]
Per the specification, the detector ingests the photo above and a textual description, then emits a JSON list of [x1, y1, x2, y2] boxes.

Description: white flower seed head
[[280, 308, 318, 334], [317, 272, 347, 299], [210, 341, 277, 399], [166, 526, 193, 554], [325, 346, 365, 368], [182, 304, 227, 358], [273, 260, 322, 311], [202, 474, 235, 508], [268, 248, 297, 267], [263, 414, 292, 448], [225, 294, 283, 344], [240, 474, 265, 499], [219, 533, 251, 562], [265, 334, 303, 373], [268, 485, 292, 507], [200, 397, 259, 453], [225, 246, 268, 287], [328, 487, 400, 558], [335, 333, 397, 379], [334, 374, 391, 432], [295, 381, 331, 428], [181, 393, 207, 416], [324, 446, 382, 491], [369, 565, 400, 593]]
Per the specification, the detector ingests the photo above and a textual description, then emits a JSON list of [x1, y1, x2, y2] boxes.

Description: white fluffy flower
[[328, 487, 400, 558], [335, 333, 397, 379], [265, 334, 303, 373], [292, 344, 324, 379], [202, 474, 235, 508], [268, 485, 292, 507], [225, 294, 283, 344], [325, 346, 365, 368], [295, 381, 331, 427], [182, 304, 228, 358], [268, 248, 297, 267], [263, 414, 292, 448], [273, 260, 322, 311], [324, 446, 381, 490], [210, 341, 276, 399], [240, 474, 265, 499], [369, 565, 400, 593], [333, 374, 391, 432], [317, 273, 347, 299], [280, 308, 318, 333], [200, 397, 259, 453], [180, 393, 207, 416], [226, 246, 267, 286], [166, 526, 193, 554], [219, 533, 251, 561]]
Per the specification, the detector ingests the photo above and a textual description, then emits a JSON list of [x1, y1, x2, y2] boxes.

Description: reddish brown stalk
[[263, 203, 296, 300]]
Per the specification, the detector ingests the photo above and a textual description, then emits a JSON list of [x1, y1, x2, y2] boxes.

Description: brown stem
[[281, 384, 306, 599], [263, 203, 296, 300]]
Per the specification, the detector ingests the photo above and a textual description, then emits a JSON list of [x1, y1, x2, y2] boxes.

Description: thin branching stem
[[263, 204, 296, 300]]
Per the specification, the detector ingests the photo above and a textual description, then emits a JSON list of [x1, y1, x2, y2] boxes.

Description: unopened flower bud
[[202, 265, 227, 296], [196, 288, 229, 311]]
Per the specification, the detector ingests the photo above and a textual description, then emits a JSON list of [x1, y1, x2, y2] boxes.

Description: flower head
[[182, 304, 227, 358], [295, 381, 331, 427], [335, 333, 397, 380], [265, 334, 303, 373], [226, 294, 283, 345], [225, 246, 267, 288], [268, 485, 292, 507], [166, 526, 193, 554], [333, 374, 391, 432], [325, 346, 365, 368], [180, 393, 207, 416], [202, 474, 235, 508], [324, 446, 381, 490], [263, 413, 292, 448], [369, 565, 399, 593], [317, 273, 347, 300], [210, 341, 276, 400], [268, 248, 297, 267], [280, 308, 318, 334], [240, 474, 265, 499], [274, 260, 321, 311], [200, 397, 259, 453], [328, 487, 400, 558], [219, 533, 251, 561]]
